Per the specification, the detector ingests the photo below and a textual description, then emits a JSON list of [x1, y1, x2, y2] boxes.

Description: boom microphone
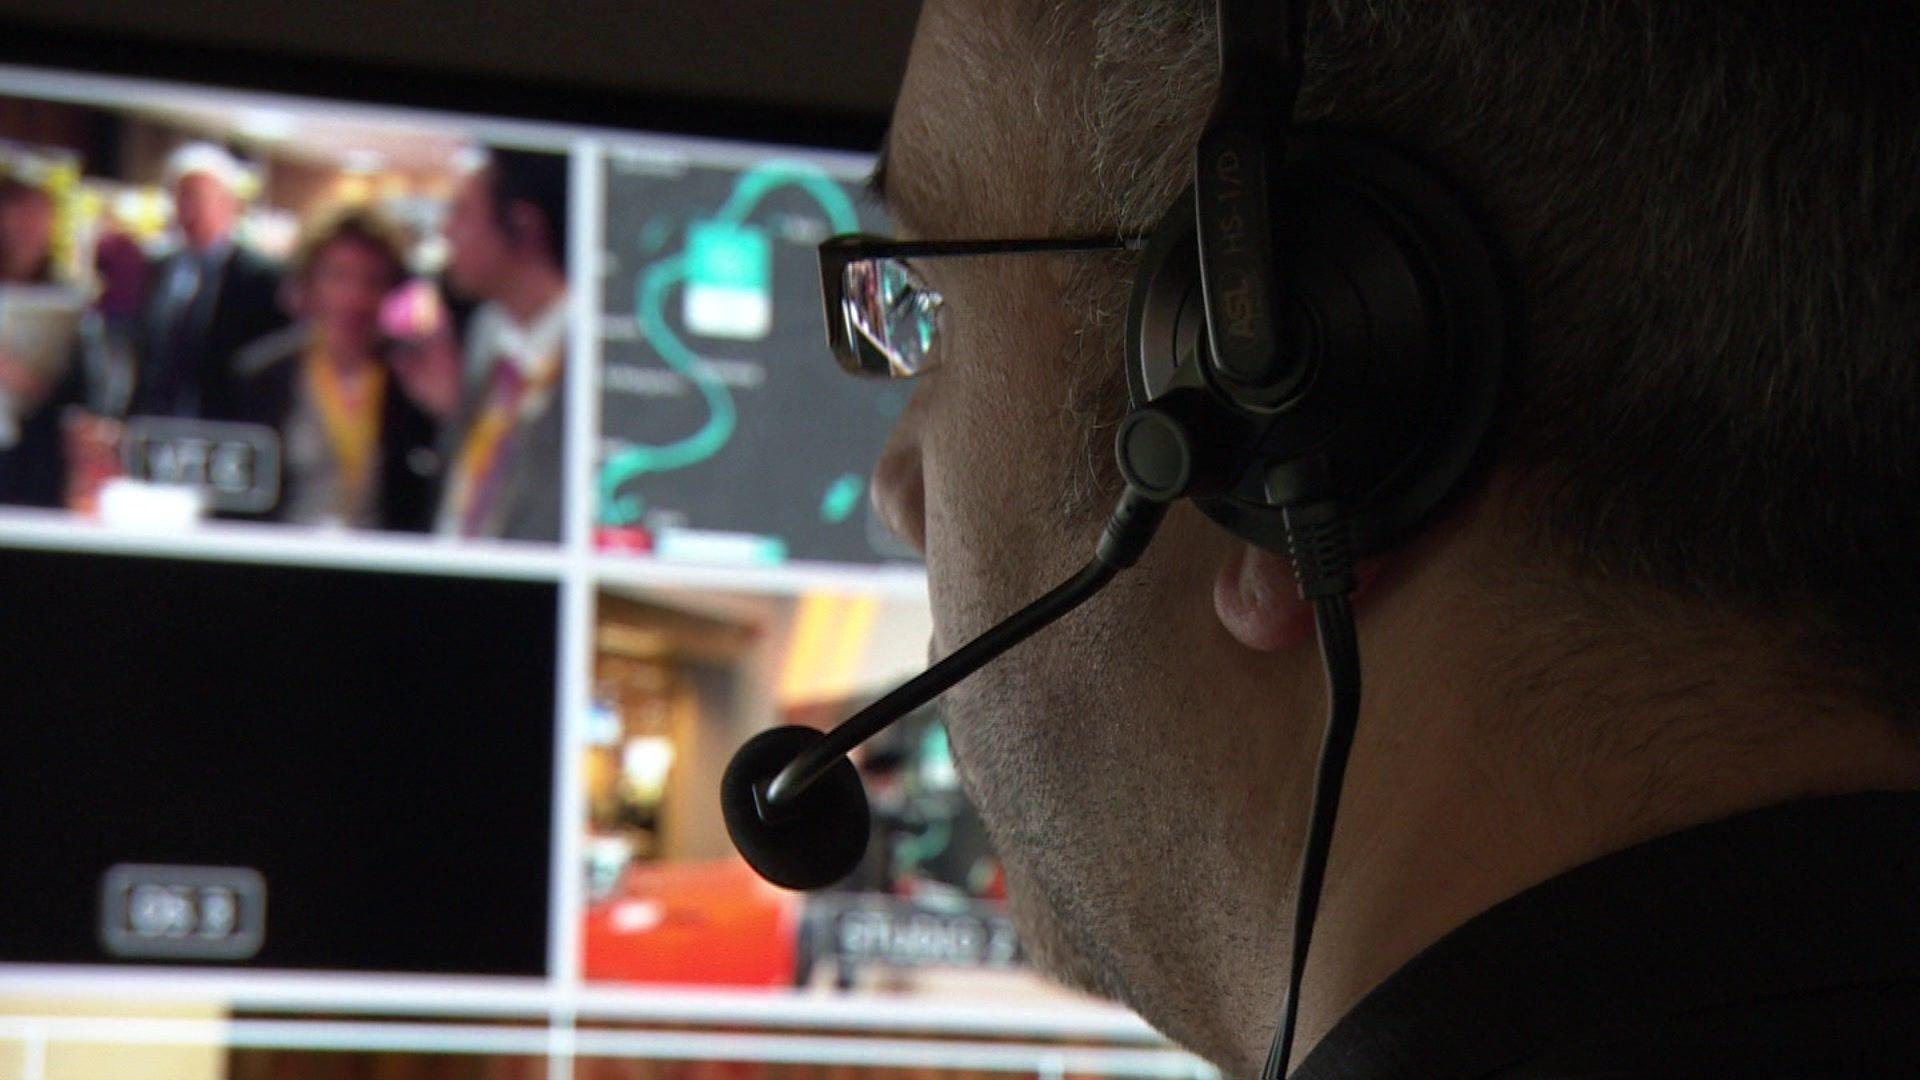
[[721, 489, 1169, 890]]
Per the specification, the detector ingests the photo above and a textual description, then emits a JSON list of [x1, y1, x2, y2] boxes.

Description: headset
[[721, 0, 1512, 1074]]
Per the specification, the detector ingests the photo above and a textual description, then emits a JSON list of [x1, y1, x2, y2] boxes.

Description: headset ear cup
[[1126, 204, 1209, 411], [1124, 124, 1511, 557]]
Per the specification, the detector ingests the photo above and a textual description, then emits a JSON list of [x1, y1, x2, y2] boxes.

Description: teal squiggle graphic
[[713, 164, 862, 234], [599, 160, 864, 526], [599, 255, 735, 524]]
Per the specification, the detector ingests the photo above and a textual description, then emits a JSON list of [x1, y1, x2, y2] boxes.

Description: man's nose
[[870, 393, 928, 556]]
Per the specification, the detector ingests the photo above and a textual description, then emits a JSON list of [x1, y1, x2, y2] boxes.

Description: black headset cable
[[1263, 503, 1361, 1079]]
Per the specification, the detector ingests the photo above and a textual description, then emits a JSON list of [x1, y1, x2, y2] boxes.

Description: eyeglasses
[[818, 234, 1146, 378]]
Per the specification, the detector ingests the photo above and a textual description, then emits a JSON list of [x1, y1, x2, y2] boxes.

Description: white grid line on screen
[[570, 986, 1169, 1043], [0, 506, 928, 594], [0, 1017, 1218, 1077], [19, 1027, 45, 1080], [0, 968, 552, 1016], [544, 133, 611, 1080], [0, 510, 569, 581], [591, 552, 929, 598], [0, 967, 1170, 1042]]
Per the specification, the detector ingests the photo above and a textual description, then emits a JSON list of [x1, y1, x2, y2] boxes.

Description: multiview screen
[[0, 58, 1204, 1080], [0, 63, 911, 570]]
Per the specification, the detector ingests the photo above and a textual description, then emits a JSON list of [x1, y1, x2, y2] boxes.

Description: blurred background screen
[[0, 5, 1215, 1078]]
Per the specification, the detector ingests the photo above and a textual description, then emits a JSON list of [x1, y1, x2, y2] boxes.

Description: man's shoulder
[[228, 245, 283, 286], [1299, 793, 1920, 1080], [1495, 978, 1920, 1077], [232, 324, 307, 381]]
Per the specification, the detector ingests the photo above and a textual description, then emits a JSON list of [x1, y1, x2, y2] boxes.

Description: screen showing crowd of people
[[0, 123, 573, 543]]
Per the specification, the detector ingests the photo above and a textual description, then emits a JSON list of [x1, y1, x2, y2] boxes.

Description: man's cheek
[[942, 699, 979, 795]]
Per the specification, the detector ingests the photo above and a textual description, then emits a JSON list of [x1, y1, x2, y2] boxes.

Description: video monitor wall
[[0, 60, 1212, 1080]]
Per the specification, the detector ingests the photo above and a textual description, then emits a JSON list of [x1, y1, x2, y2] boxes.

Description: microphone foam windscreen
[[720, 725, 871, 891]]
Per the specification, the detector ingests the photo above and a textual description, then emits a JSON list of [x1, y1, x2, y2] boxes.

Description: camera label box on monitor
[[99, 864, 267, 961], [121, 418, 281, 514]]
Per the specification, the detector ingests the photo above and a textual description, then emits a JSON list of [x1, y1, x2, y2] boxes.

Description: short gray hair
[[1031, 0, 1920, 719], [1063, 2, 1217, 234]]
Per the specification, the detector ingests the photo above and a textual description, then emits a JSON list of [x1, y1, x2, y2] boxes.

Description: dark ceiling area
[[0, 0, 922, 146]]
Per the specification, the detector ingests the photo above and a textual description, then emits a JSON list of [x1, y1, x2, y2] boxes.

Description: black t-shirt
[[1295, 792, 1920, 1078]]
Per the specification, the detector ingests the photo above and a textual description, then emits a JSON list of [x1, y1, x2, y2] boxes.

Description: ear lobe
[[280, 279, 308, 320], [507, 204, 544, 253], [1214, 544, 1382, 652], [1214, 543, 1317, 652]]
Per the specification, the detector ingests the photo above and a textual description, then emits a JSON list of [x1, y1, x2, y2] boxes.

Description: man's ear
[[505, 202, 547, 257], [279, 277, 308, 320], [1214, 542, 1381, 652], [1214, 543, 1316, 652]]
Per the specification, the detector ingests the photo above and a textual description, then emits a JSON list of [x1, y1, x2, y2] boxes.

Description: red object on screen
[[595, 525, 656, 554], [583, 858, 799, 986]]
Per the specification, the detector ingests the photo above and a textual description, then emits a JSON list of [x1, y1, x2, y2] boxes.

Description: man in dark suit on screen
[[130, 142, 286, 421], [406, 147, 570, 544]]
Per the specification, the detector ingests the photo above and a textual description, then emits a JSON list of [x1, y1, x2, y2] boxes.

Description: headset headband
[[1193, 0, 1310, 397]]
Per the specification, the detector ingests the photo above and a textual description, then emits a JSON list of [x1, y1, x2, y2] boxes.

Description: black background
[[0, 550, 557, 975], [0, 1, 919, 149]]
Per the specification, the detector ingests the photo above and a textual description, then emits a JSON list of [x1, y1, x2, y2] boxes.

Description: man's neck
[[327, 341, 377, 377], [1267, 563, 1920, 1073], [493, 263, 567, 327]]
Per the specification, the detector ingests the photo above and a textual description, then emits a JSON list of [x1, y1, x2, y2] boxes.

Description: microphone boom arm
[[758, 489, 1169, 817]]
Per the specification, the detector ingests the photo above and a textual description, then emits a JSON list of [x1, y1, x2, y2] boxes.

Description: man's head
[[288, 204, 410, 357], [870, 0, 1920, 1068], [443, 147, 568, 301], [163, 143, 246, 253], [0, 178, 54, 284]]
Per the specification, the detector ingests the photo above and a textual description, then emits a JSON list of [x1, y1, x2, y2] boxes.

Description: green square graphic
[[688, 220, 772, 290], [684, 220, 773, 340]]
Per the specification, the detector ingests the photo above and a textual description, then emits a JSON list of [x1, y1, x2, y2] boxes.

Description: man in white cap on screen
[[131, 141, 285, 420]]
